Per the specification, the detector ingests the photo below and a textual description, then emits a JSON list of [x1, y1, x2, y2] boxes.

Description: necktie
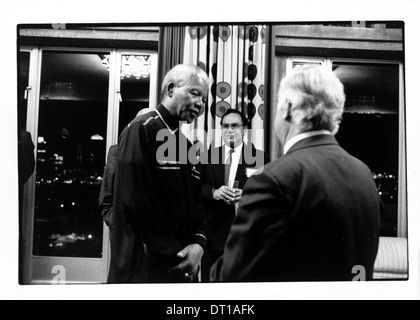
[[224, 148, 235, 186]]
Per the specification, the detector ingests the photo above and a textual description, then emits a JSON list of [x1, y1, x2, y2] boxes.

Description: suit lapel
[[212, 146, 225, 187], [234, 145, 248, 187], [211, 144, 256, 188], [215, 162, 225, 186]]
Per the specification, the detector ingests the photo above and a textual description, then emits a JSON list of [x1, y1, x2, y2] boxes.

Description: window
[[118, 53, 154, 136], [18, 51, 30, 131], [332, 61, 401, 237], [19, 47, 158, 284], [285, 57, 406, 238], [33, 51, 109, 258]]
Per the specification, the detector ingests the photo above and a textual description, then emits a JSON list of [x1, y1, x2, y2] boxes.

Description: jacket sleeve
[[98, 145, 118, 226], [113, 123, 183, 256], [188, 150, 209, 248], [192, 181, 209, 249], [198, 149, 217, 201], [264, 151, 271, 165], [18, 130, 35, 184], [211, 169, 291, 282]]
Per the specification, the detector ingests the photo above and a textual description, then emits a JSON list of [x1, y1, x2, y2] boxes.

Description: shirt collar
[[284, 130, 332, 155], [225, 143, 243, 157], [156, 104, 180, 134]]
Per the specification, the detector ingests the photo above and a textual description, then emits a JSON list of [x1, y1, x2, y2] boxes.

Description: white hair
[[160, 64, 209, 99], [278, 64, 346, 133]]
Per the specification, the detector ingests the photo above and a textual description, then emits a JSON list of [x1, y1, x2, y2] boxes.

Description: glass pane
[[333, 62, 399, 237], [18, 51, 30, 130], [118, 53, 151, 135], [33, 51, 109, 257], [292, 60, 323, 70]]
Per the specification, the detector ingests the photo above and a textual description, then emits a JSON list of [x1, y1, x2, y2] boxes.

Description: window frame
[[20, 46, 158, 284], [285, 56, 407, 238]]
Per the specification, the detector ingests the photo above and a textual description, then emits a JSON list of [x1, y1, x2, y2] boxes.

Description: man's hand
[[213, 186, 236, 203], [168, 244, 204, 277], [213, 186, 243, 205], [231, 188, 243, 204]]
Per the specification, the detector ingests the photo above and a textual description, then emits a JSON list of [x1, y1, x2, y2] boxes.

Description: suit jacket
[[18, 129, 35, 186], [113, 105, 208, 282], [18, 129, 35, 284], [200, 143, 270, 252], [99, 145, 146, 283], [211, 134, 382, 282], [99, 145, 118, 227]]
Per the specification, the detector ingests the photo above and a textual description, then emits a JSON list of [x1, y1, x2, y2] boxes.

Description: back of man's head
[[279, 64, 346, 133]]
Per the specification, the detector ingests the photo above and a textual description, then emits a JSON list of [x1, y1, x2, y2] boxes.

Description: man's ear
[[282, 101, 292, 121], [167, 83, 175, 97]]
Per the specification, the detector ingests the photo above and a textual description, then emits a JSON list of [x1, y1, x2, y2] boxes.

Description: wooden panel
[[19, 28, 159, 42], [276, 37, 403, 51], [275, 25, 403, 42]]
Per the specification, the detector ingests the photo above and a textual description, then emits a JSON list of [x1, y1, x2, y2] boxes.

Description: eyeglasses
[[221, 123, 244, 130]]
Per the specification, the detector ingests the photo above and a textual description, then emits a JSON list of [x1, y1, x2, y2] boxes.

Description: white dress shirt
[[225, 143, 243, 188], [283, 130, 332, 155]]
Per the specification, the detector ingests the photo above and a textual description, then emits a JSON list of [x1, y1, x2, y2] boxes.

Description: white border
[[1, 0, 419, 300]]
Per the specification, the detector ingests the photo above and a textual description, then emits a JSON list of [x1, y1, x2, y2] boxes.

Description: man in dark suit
[[200, 109, 270, 282], [99, 109, 152, 283], [99, 144, 146, 283], [211, 65, 382, 282], [18, 129, 35, 187], [18, 128, 35, 284]]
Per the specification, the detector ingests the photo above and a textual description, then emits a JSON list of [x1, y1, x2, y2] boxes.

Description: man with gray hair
[[211, 64, 382, 282], [113, 64, 209, 282]]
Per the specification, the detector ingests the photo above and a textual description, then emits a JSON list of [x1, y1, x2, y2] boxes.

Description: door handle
[[116, 89, 122, 102], [24, 86, 32, 100]]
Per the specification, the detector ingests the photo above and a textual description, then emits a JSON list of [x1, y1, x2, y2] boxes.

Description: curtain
[[182, 25, 267, 152], [156, 26, 185, 105]]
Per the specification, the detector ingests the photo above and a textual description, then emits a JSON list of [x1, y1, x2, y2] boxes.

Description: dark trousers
[[19, 186, 24, 284], [201, 249, 223, 282], [107, 226, 147, 283], [144, 254, 199, 283]]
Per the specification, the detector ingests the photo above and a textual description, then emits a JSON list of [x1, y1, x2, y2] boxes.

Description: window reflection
[[33, 51, 109, 257], [118, 54, 151, 135], [333, 62, 399, 237]]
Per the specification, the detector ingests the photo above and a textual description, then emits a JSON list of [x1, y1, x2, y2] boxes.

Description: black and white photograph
[[1, 0, 419, 301]]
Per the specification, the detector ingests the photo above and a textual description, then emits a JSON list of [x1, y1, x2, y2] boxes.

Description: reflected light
[[90, 134, 104, 141], [121, 55, 152, 79], [100, 54, 152, 79]]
